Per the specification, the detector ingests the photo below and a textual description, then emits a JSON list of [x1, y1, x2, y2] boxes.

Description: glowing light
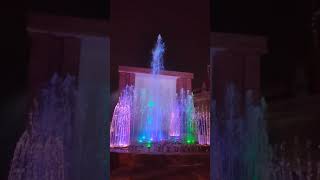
[[195, 105, 210, 145], [148, 101, 155, 107], [110, 86, 133, 147], [169, 110, 181, 137], [110, 35, 203, 148]]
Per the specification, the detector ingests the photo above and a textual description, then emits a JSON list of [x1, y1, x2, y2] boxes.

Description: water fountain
[[210, 84, 320, 180], [8, 74, 78, 180], [195, 105, 210, 145], [211, 84, 272, 180], [110, 85, 133, 148], [7, 34, 317, 179], [110, 35, 207, 153]]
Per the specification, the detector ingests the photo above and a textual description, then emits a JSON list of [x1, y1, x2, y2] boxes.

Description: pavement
[[110, 152, 210, 180]]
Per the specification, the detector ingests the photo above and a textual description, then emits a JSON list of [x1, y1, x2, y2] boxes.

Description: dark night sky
[[29, 0, 314, 94], [1, 0, 316, 179], [30, 0, 109, 19], [213, 0, 313, 95], [28, 0, 314, 97]]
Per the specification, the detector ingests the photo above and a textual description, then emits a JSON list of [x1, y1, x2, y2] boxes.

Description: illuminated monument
[[110, 35, 208, 152]]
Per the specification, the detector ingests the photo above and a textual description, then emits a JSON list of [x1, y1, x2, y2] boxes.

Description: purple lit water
[[110, 35, 200, 150]]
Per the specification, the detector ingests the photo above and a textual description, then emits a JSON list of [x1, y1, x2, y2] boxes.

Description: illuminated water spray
[[110, 86, 133, 147], [176, 89, 197, 144], [151, 34, 165, 75], [110, 34, 200, 149], [135, 34, 168, 143]]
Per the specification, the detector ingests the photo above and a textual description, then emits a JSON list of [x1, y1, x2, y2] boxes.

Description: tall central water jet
[[133, 34, 172, 143], [151, 34, 165, 75]]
